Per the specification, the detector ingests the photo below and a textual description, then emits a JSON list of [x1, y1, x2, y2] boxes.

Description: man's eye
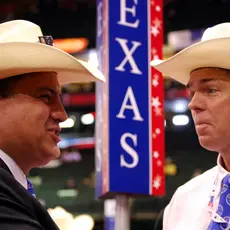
[[208, 88, 217, 94], [39, 95, 51, 102]]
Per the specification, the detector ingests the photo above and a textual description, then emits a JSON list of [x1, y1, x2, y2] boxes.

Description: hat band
[[38, 35, 53, 46]]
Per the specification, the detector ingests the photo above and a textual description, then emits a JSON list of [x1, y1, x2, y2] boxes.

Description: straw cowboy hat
[[0, 20, 105, 85], [150, 22, 230, 85]]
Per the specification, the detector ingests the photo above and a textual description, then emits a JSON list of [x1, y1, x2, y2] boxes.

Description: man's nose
[[51, 101, 68, 123], [188, 92, 206, 112]]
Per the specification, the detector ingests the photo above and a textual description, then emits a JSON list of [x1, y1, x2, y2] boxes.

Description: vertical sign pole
[[115, 195, 130, 230]]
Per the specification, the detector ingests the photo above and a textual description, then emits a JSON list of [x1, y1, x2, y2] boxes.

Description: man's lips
[[195, 122, 210, 127], [195, 122, 211, 135], [47, 127, 62, 143], [47, 131, 61, 143]]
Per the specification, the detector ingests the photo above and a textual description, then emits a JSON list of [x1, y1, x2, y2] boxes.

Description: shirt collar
[[0, 149, 27, 189]]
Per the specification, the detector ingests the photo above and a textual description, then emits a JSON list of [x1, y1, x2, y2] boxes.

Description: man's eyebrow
[[186, 78, 218, 89]]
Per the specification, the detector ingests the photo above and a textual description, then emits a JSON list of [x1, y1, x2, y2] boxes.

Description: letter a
[[116, 86, 143, 121]]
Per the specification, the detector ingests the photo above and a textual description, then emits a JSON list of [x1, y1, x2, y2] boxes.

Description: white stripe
[[105, 0, 110, 191], [147, 0, 152, 195]]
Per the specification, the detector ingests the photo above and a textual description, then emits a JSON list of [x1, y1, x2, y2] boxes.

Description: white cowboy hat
[[150, 22, 230, 85], [0, 20, 105, 85]]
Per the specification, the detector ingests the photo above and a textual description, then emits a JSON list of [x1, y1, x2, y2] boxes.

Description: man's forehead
[[7, 72, 61, 95], [31, 73, 61, 94], [187, 67, 230, 88]]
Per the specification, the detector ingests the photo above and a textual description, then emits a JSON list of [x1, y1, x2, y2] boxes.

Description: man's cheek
[[40, 103, 50, 119], [32, 103, 50, 122]]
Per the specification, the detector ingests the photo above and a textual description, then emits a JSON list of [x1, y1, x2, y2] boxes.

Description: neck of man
[[0, 145, 31, 174], [221, 154, 230, 172]]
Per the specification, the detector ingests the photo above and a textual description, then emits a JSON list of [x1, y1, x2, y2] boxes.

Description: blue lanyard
[[208, 175, 228, 224]]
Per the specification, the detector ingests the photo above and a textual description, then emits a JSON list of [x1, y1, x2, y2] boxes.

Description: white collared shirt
[[0, 149, 27, 189], [163, 154, 229, 230]]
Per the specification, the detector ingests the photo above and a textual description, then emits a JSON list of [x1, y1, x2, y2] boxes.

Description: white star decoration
[[151, 0, 155, 5], [152, 97, 161, 108], [157, 160, 162, 167], [152, 78, 159, 87], [152, 128, 161, 139], [155, 5, 161, 12], [152, 74, 159, 87], [151, 48, 157, 55], [153, 151, 159, 159], [153, 176, 161, 190], [151, 26, 159, 37], [154, 107, 162, 116], [153, 18, 162, 29], [152, 79, 159, 87], [155, 128, 161, 134], [154, 73, 159, 79], [153, 54, 159, 60]]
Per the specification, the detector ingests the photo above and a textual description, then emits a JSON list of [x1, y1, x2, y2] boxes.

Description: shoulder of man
[[0, 167, 59, 230], [176, 166, 217, 195], [167, 166, 217, 205], [162, 166, 217, 228], [0, 166, 35, 212], [0, 167, 46, 230]]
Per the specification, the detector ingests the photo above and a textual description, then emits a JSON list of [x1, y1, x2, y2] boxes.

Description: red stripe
[[150, 0, 165, 196]]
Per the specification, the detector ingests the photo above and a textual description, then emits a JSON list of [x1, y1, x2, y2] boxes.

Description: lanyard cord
[[208, 175, 228, 224]]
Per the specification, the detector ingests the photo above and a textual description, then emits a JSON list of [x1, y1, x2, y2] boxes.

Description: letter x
[[115, 38, 142, 75]]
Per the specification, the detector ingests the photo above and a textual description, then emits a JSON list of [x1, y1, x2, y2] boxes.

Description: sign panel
[[96, 0, 164, 198]]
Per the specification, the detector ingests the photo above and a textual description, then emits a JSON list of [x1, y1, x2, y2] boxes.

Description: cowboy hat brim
[[0, 42, 105, 85], [150, 37, 230, 85]]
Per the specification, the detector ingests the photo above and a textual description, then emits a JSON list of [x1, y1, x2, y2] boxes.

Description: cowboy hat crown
[[0, 20, 105, 84]]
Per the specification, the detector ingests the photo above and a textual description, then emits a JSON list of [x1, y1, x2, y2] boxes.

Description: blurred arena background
[[1, 0, 227, 229]]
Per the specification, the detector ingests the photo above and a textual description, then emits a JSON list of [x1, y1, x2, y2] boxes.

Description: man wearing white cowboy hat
[[151, 22, 230, 230], [0, 19, 104, 229]]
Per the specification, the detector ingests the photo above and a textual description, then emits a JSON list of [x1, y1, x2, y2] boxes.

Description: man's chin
[[42, 146, 61, 163], [51, 146, 61, 159], [198, 136, 218, 151]]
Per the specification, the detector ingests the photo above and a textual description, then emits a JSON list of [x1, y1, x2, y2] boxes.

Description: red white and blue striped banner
[[95, 0, 165, 198]]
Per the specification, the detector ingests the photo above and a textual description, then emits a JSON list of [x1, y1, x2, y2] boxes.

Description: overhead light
[[81, 113, 94, 125], [53, 38, 88, 54], [72, 214, 95, 230], [171, 99, 188, 113], [57, 189, 78, 198], [60, 117, 75, 128], [172, 115, 189, 126], [47, 206, 73, 230]]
